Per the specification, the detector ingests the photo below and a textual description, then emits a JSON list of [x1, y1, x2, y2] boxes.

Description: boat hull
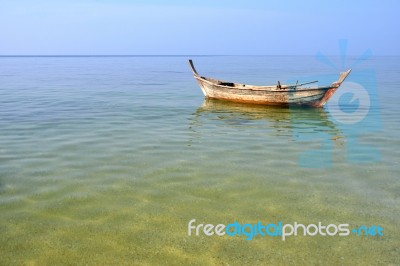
[[188, 59, 351, 108], [195, 77, 338, 107]]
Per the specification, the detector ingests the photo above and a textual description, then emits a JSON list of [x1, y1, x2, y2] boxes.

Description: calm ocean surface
[[0, 56, 399, 265]]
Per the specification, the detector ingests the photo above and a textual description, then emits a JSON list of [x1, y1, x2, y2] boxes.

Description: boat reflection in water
[[189, 99, 344, 167], [190, 98, 341, 138]]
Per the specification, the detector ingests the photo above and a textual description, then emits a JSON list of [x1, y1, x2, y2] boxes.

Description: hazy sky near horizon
[[1, 0, 399, 55]]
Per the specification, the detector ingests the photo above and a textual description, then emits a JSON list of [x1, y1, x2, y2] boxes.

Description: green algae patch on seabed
[[0, 160, 399, 265]]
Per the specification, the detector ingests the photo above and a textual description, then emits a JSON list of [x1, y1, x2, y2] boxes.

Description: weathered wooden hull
[[195, 77, 338, 107], [189, 60, 351, 108]]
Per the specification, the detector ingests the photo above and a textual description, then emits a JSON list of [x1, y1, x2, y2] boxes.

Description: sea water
[[0, 56, 399, 264]]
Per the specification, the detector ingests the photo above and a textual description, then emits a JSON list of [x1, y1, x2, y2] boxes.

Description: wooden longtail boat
[[188, 59, 351, 107]]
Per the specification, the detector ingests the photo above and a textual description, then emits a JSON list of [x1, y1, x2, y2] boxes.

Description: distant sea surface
[[0, 56, 399, 265]]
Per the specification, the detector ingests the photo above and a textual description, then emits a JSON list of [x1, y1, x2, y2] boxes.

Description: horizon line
[[0, 54, 398, 58]]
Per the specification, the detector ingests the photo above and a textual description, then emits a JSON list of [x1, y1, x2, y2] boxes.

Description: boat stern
[[310, 69, 352, 107]]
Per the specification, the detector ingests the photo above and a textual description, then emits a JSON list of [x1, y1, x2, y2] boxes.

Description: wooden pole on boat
[[188, 59, 200, 77]]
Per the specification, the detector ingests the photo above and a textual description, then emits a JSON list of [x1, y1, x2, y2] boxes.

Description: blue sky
[[0, 0, 399, 55]]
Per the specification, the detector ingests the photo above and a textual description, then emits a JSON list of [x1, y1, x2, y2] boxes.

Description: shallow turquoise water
[[0, 56, 399, 265]]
